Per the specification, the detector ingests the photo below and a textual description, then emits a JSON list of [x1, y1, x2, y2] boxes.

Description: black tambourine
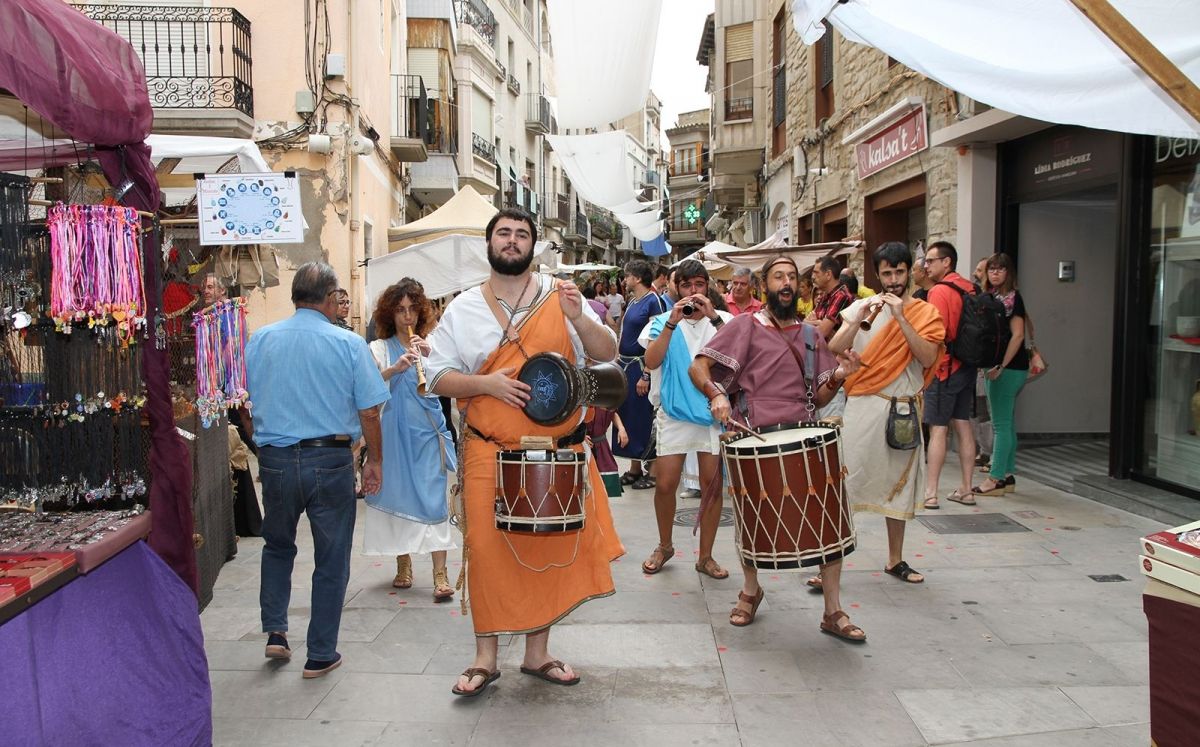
[[516, 352, 627, 425]]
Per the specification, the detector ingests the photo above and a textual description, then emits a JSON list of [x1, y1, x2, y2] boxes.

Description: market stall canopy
[[368, 234, 558, 302], [694, 240, 862, 275], [539, 261, 619, 274], [147, 135, 271, 206], [388, 185, 502, 249], [791, 0, 1200, 137]]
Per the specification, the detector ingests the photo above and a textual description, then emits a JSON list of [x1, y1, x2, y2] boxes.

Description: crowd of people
[[238, 206, 1035, 691]]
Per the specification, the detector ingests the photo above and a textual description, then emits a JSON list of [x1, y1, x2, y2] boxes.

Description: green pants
[[985, 368, 1028, 480]]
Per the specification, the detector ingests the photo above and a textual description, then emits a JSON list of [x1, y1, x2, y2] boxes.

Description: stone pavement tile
[[373, 605, 479, 645], [422, 641, 513, 676], [213, 717, 387, 747], [894, 686, 1096, 744], [609, 665, 734, 723], [237, 607, 398, 644], [1061, 685, 1150, 726], [710, 609, 827, 651], [1100, 722, 1151, 744], [374, 722, 476, 745], [332, 640, 440, 674], [560, 589, 711, 624], [719, 648, 811, 693], [944, 641, 1138, 688], [310, 672, 488, 724], [203, 606, 266, 642], [1084, 641, 1149, 684], [203, 584, 266, 609], [964, 602, 1146, 645], [730, 693, 841, 747], [205, 640, 307, 671], [210, 667, 346, 719], [497, 623, 720, 669], [939, 726, 1131, 746], [463, 722, 740, 746], [836, 601, 999, 649], [795, 641, 971, 692], [472, 668, 618, 725], [813, 689, 928, 747]]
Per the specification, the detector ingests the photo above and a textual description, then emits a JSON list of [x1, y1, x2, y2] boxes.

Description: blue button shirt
[[246, 308, 389, 447]]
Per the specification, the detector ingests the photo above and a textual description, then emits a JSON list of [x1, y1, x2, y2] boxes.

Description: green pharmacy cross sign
[[684, 203, 701, 225]]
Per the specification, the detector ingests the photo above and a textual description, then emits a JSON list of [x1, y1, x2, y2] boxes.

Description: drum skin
[[495, 449, 586, 533], [723, 423, 855, 570], [517, 352, 628, 425]]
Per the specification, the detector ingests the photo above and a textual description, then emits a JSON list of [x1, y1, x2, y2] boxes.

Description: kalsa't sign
[[855, 106, 928, 180]]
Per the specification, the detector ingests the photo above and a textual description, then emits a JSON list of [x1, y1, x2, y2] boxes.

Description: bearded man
[[690, 255, 867, 642], [424, 208, 624, 697]]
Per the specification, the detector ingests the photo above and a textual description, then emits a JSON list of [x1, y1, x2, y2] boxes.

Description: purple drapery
[[0, 0, 198, 594]]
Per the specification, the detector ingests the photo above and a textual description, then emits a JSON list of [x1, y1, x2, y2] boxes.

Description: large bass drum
[[516, 352, 626, 426], [722, 423, 855, 570], [494, 448, 587, 533]]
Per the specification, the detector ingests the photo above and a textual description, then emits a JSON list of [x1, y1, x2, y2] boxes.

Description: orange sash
[[844, 299, 945, 396]]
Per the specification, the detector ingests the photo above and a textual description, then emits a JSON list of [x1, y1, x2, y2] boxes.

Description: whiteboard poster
[[197, 173, 304, 246]]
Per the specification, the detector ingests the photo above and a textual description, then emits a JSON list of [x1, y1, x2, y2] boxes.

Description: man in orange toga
[[424, 207, 623, 697]]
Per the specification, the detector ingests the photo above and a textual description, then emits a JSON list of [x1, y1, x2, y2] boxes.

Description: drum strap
[[481, 276, 536, 358], [764, 314, 817, 414]]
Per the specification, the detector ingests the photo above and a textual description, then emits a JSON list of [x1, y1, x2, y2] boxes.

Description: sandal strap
[[890, 560, 913, 576], [460, 667, 493, 680], [536, 659, 566, 675], [737, 590, 757, 604], [824, 609, 863, 635]]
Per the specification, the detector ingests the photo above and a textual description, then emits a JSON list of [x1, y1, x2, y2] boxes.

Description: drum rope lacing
[[497, 455, 584, 573]]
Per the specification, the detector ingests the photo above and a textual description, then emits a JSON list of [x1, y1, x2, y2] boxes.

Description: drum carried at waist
[[517, 352, 627, 426], [494, 447, 587, 534], [722, 422, 854, 570]]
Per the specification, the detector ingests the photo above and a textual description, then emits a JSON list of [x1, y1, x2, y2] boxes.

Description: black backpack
[[935, 281, 1011, 368]]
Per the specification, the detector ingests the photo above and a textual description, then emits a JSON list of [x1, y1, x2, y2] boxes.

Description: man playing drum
[[690, 255, 866, 641], [637, 259, 733, 580], [813, 241, 945, 590], [424, 207, 624, 696]]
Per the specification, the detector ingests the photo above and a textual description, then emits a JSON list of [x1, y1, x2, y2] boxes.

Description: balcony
[[588, 209, 616, 240], [507, 74, 521, 96], [471, 133, 496, 164], [564, 207, 588, 242], [75, 4, 254, 139], [496, 60, 507, 81], [724, 96, 753, 121], [502, 182, 536, 214], [454, 0, 497, 47], [390, 74, 429, 162], [542, 193, 569, 227], [522, 6, 534, 36], [525, 94, 555, 135]]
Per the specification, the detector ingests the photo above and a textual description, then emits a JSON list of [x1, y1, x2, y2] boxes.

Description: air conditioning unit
[[704, 213, 727, 234]]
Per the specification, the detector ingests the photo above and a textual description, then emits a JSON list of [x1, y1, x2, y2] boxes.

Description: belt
[[293, 436, 352, 449], [467, 423, 587, 448]]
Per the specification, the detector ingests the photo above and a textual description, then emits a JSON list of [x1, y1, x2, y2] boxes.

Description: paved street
[[204, 456, 1155, 746]]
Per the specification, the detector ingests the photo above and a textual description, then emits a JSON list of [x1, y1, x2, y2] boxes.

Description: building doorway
[[865, 175, 926, 288]]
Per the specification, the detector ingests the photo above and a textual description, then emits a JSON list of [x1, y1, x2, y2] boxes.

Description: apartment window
[[670, 199, 703, 231], [771, 9, 786, 157], [671, 143, 702, 176], [814, 21, 835, 123], [724, 23, 753, 121]]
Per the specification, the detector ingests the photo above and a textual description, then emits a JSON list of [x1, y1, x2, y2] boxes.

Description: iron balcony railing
[[392, 74, 429, 141], [725, 96, 753, 121], [507, 74, 521, 96], [556, 193, 570, 222], [454, 0, 497, 47], [75, 4, 253, 117], [503, 182, 535, 213], [571, 208, 589, 238], [588, 209, 616, 239], [526, 93, 553, 134], [472, 133, 496, 163]]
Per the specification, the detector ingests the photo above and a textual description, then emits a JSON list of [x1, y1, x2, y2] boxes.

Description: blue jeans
[[258, 445, 357, 662]]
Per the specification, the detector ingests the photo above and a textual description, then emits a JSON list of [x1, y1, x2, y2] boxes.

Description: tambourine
[[516, 352, 627, 425]]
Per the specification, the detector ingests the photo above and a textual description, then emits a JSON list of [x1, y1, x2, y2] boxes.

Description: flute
[[405, 325, 428, 395], [860, 301, 885, 331]]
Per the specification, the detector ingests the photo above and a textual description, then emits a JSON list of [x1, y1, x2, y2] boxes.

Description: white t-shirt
[[638, 310, 734, 407], [605, 293, 625, 322]]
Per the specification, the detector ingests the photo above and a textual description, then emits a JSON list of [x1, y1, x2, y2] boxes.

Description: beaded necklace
[[192, 297, 251, 427]]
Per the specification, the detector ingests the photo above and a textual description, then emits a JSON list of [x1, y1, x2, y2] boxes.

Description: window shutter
[[819, 22, 834, 88], [725, 23, 753, 63]]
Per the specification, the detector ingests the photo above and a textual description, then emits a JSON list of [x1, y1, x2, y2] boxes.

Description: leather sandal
[[642, 544, 674, 574], [631, 475, 656, 489], [971, 479, 1005, 497], [519, 659, 580, 686], [729, 587, 764, 627], [694, 556, 729, 579], [619, 471, 639, 486], [923, 496, 940, 510], [946, 489, 976, 506], [451, 667, 500, 697], [884, 560, 924, 584], [393, 554, 413, 588], [820, 609, 866, 643], [433, 567, 454, 602]]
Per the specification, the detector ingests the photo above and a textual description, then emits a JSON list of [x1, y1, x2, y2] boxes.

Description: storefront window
[[1141, 136, 1200, 491]]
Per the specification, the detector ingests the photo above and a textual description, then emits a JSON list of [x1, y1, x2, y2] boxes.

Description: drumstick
[[726, 417, 767, 442]]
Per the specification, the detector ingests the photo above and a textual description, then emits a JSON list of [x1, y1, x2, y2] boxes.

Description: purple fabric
[[0, 2, 197, 593], [1, 542, 212, 746]]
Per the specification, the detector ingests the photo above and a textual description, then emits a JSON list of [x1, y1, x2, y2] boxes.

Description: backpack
[[935, 281, 1011, 368]]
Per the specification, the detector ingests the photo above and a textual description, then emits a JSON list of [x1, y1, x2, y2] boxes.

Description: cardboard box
[[1141, 519, 1200, 577], [1140, 554, 1200, 596]]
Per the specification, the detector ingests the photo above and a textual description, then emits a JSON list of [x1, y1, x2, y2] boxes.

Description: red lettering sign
[[855, 106, 928, 180]]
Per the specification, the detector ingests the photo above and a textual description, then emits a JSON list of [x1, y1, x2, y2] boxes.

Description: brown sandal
[[729, 587, 764, 627], [433, 567, 454, 602], [392, 554, 413, 588], [694, 556, 729, 579], [641, 544, 674, 574], [820, 609, 866, 643]]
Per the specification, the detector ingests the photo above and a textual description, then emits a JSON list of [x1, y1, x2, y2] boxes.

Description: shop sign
[[855, 105, 927, 180], [1005, 126, 1122, 200], [198, 173, 304, 246], [1155, 136, 1200, 165]]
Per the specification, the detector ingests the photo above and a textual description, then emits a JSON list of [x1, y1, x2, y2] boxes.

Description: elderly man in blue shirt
[[246, 262, 389, 679]]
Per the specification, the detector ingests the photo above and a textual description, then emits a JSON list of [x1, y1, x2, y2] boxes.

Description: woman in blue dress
[[366, 279, 457, 602]]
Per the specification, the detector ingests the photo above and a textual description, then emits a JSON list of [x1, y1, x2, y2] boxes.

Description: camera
[[681, 303, 695, 316]]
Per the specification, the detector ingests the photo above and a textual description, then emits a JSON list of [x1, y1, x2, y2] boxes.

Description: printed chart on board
[[197, 173, 304, 246]]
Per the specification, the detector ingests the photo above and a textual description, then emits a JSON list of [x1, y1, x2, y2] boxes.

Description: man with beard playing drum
[[424, 207, 624, 696], [690, 255, 866, 641]]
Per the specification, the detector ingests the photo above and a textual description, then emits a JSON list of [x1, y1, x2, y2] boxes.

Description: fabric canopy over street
[[694, 240, 862, 275], [545, 0, 661, 130], [388, 185, 502, 249], [791, 0, 1200, 137], [368, 234, 558, 302]]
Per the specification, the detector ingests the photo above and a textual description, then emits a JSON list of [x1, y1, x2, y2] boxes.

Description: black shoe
[[265, 632, 291, 660], [302, 652, 342, 679]]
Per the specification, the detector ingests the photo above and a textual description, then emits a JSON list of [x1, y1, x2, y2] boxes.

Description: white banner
[[198, 173, 304, 246]]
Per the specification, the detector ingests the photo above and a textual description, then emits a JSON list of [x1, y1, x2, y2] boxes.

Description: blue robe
[[612, 291, 667, 460]]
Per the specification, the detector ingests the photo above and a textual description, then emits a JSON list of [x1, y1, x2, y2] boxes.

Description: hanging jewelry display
[[47, 203, 146, 340], [192, 297, 250, 427]]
